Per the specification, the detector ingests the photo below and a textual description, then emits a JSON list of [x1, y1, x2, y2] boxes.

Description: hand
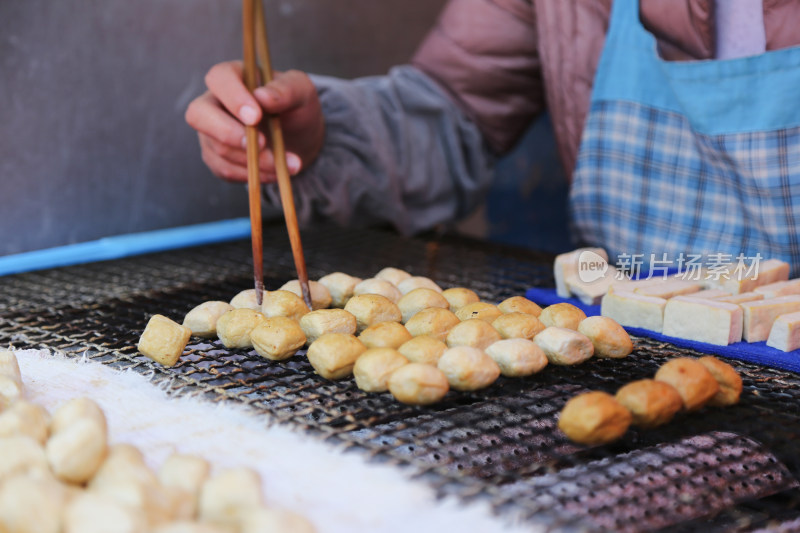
[[185, 61, 325, 183]]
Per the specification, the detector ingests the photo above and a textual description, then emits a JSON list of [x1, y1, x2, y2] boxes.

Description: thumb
[[253, 70, 315, 114]]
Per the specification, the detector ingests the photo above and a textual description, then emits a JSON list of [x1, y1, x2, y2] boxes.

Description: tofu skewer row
[[138, 267, 638, 409], [315, 298, 633, 406], [558, 355, 742, 446]]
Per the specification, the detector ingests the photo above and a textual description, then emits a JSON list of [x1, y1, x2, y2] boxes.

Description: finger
[[204, 133, 281, 175], [201, 130, 294, 179], [257, 146, 303, 176], [201, 143, 248, 183], [200, 133, 248, 167], [253, 70, 316, 115], [201, 138, 277, 185], [285, 152, 303, 175], [258, 147, 275, 174], [205, 61, 262, 126], [187, 92, 267, 149], [208, 133, 301, 176], [186, 92, 244, 147]]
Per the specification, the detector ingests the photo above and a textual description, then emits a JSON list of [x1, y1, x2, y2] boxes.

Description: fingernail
[[254, 87, 278, 106], [286, 153, 302, 174], [265, 87, 280, 104], [239, 105, 258, 125], [241, 136, 248, 148]]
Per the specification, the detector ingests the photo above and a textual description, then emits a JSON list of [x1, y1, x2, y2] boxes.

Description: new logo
[[577, 250, 609, 283]]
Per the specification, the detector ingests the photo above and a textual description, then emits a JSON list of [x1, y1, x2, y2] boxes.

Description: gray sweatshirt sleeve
[[263, 65, 494, 236]]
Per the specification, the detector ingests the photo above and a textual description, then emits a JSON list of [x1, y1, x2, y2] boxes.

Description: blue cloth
[[525, 287, 800, 373], [570, 0, 800, 277]]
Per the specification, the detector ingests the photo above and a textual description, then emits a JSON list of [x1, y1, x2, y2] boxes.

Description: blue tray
[[525, 287, 800, 373]]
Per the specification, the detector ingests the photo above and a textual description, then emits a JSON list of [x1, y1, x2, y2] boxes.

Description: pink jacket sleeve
[[411, 0, 612, 176], [412, 0, 545, 155]]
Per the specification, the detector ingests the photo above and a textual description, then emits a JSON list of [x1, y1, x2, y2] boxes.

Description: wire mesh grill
[[2, 223, 800, 532]]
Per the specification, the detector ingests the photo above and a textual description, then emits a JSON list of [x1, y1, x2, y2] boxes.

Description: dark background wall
[[0, 0, 569, 257]]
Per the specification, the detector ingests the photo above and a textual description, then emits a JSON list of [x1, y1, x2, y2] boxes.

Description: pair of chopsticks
[[242, 0, 312, 310]]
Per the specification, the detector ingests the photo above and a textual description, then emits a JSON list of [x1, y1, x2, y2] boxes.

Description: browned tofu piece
[[138, 315, 191, 367]]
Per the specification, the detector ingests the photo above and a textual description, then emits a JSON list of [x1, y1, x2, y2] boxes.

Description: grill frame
[[2, 223, 800, 532]]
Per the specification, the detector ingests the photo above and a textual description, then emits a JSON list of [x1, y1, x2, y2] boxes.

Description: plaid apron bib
[[571, 0, 800, 276]]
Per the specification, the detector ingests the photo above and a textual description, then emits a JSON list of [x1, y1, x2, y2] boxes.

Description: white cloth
[[12, 349, 538, 533], [716, 0, 766, 59]]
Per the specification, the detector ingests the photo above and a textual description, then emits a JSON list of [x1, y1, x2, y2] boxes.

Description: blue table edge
[[0, 218, 252, 277]]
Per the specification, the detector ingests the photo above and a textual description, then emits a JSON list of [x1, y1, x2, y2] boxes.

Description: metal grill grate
[[2, 223, 800, 531]]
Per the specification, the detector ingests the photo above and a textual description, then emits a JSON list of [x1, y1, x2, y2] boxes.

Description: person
[[185, 0, 800, 275]]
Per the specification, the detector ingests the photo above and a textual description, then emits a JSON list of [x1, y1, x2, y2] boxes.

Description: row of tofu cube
[[555, 249, 800, 350]]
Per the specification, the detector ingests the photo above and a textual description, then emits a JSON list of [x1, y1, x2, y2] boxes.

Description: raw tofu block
[[766, 311, 800, 351], [716, 292, 765, 305], [754, 278, 800, 299], [672, 267, 712, 285], [634, 280, 702, 299], [554, 248, 608, 298], [607, 277, 665, 295], [740, 295, 800, 342], [716, 259, 789, 294], [690, 289, 732, 300], [662, 297, 743, 345], [601, 292, 667, 333], [566, 266, 622, 305]]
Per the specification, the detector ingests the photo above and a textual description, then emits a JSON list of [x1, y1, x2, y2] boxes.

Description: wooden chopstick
[[253, 0, 313, 311], [242, 0, 264, 305]]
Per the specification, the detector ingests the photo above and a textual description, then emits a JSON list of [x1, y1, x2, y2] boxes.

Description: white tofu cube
[[553, 248, 608, 298], [766, 311, 800, 352], [716, 292, 765, 304], [565, 266, 622, 305], [601, 292, 667, 332], [662, 297, 743, 345], [740, 295, 800, 342], [634, 280, 702, 299], [607, 277, 665, 295], [716, 259, 789, 294], [688, 289, 732, 300], [754, 278, 800, 299]]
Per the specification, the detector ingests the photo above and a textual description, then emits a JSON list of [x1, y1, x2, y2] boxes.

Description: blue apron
[[571, 0, 800, 276]]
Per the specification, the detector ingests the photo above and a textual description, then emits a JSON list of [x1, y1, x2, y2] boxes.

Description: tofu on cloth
[[714, 259, 789, 294], [740, 295, 800, 342], [607, 277, 664, 295], [681, 289, 731, 300], [634, 280, 702, 299], [566, 267, 621, 306], [553, 248, 608, 298], [601, 291, 667, 333], [766, 311, 800, 351], [716, 292, 764, 305], [754, 278, 800, 299], [662, 297, 743, 346]]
